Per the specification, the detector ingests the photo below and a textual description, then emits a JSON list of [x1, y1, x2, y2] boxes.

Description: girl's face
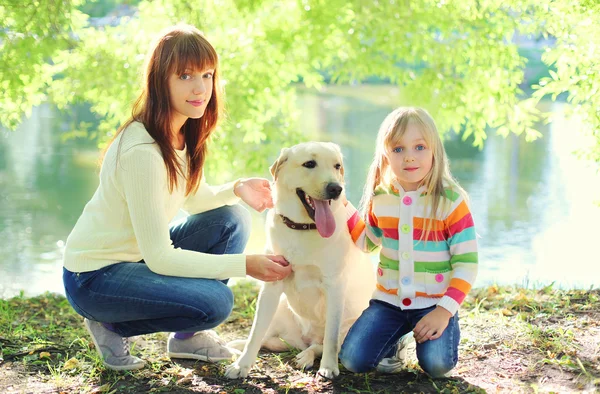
[[385, 123, 433, 191], [168, 66, 214, 131]]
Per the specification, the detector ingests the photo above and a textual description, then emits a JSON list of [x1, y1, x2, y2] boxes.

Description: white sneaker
[[167, 330, 239, 362], [84, 318, 146, 371], [377, 332, 416, 374]]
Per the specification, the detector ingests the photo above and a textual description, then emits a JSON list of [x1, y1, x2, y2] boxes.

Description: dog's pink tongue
[[313, 199, 336, 238]]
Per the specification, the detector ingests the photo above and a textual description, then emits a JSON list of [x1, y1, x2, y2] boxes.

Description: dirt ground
[[1, 287, 599, 393]]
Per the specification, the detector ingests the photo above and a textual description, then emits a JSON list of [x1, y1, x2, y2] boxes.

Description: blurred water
[[1, 87, 599, 298]]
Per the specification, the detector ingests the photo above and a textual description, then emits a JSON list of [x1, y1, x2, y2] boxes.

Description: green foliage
[[0, 0, 87, 130], [531, 0, 600, 164], [2, 0, 599, 179], [78, 0, 141, 17]]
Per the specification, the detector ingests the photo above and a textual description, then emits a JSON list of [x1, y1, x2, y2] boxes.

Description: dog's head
[[270, 142, 345, 238]]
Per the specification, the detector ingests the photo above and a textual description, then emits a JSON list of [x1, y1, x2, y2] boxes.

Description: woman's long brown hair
[[106, 24, 222, 196]]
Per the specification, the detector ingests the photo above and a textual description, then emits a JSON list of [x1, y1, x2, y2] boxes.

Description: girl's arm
[[436, 196, 479, 316], [344, 200, 382, 253], [119, 148, 246, 280]]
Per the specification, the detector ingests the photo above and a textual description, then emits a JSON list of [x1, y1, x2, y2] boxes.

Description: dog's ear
[[269, 148, 290, 181]]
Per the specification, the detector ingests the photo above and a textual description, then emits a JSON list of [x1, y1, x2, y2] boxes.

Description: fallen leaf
[[63, 357, 80, 370], [176, 377, 192, 385], [177, 367, 194, 378]]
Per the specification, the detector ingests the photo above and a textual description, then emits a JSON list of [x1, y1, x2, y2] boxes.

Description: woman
[[62, 24, 292, 371]]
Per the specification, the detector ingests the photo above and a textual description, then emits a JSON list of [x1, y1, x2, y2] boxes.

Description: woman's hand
[[413, 306, 452, 343], [246, 254, 292, 282], [234, 178, 273, 213]]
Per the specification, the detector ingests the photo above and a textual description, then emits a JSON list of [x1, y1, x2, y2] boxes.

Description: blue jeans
[[339, 299, 460, 378], [63, 205, 251, 337]]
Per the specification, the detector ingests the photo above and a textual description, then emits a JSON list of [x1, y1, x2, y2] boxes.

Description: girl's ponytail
[[359, 153, 386, 221]]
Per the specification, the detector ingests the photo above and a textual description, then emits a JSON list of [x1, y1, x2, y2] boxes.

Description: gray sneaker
[[167, 330, 239, 362], [84, 318, 146, 371], [377, 332, 416, 373]]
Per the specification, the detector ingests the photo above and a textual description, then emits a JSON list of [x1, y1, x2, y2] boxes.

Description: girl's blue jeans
[[63, 205, 251, 338], [339, 299, 460, 378]]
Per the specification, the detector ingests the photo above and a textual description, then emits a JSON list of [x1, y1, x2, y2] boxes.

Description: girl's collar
[[391, 179, 427, 195]]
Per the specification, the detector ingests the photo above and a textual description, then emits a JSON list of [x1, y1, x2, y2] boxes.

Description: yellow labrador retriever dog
[[225, 142, 375, 379]]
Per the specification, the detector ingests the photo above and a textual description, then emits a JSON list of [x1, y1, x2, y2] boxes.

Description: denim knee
[[201, 284, 234, 329], [340, 356, 374, 374], [222, 205, 251, 246], [339, 345, 375, 373], [418, 352, 456, 378]]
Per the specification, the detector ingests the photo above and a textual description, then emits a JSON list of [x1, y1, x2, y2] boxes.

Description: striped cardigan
[[346, 180, 478, 315]]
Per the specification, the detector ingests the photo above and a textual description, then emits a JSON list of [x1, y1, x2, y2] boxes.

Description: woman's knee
[[183, 284, 234, 330], [202, 284, 234, 328], [218, 205, 251, 249], [180, 205, 251, 254], [224, 204, 251, 235]]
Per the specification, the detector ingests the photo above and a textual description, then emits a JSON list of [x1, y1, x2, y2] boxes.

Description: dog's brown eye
[[335, 163, 341, 170], [302, 160, 317, 169]]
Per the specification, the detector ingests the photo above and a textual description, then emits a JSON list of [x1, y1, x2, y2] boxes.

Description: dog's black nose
[[326, 183, 343, 199]]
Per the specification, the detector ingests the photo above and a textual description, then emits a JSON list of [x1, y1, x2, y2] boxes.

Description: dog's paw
[[295, 348, 315, 370], [224, 362, 251, 379], [317, 364, 339, 379]]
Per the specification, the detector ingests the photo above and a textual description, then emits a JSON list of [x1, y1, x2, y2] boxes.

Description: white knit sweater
[[63, 122, 247, 279]]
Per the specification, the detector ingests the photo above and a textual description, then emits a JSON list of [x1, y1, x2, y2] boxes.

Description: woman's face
[[168, 66, 214, 131]]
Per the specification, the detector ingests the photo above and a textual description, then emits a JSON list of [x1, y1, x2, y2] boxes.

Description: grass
[[1, 282, 599, 393]]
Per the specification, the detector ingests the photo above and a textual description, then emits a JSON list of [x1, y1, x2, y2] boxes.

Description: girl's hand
[[413, 306, 452, 343], [234, 178, 274, 213], [245, 254, 292, 282]]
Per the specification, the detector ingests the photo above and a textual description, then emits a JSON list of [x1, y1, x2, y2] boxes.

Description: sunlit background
[[1, 84, 599, 298], [2, 1, 600, 298]]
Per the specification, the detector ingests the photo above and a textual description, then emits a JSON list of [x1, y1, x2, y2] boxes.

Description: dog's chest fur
[[282, 266, 326, 323], [267, 209, 349, 276], [266, 208, 353, 323]]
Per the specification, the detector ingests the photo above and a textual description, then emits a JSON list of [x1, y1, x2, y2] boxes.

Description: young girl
[[62, 24, 292, 371], [339, 107, 478, 378]]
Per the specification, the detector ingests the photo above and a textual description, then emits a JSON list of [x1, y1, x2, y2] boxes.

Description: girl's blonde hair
[[359, 107, 467, 241]]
